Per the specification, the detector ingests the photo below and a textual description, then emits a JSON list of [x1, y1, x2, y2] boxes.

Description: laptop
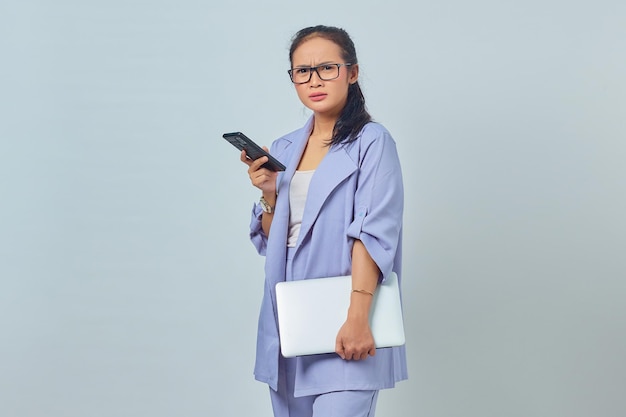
[[275, 272, 405, 357]]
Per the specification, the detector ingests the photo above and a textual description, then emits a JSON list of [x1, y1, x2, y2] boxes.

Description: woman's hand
[[242, 147, 278, 237], [335, 315, 376, 361], [241, 148, 278, 196], [336, 239, 379, 360]]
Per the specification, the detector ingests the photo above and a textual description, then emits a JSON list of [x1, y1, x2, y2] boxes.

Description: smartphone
[[223, 132, 286, 171]]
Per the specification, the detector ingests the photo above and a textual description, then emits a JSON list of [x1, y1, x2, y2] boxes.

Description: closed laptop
[[275, 272, 405, 358]]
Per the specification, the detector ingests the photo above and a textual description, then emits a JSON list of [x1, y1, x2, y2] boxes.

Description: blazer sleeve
[[249, 202, 267, 256], [346, 128, 404, 281]]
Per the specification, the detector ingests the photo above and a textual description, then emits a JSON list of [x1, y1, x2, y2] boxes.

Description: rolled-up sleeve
[[249, 202, 268, 255], [346, 130, 404, 281]]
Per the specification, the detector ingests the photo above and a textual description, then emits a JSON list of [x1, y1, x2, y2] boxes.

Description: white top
[[287, 170, 315, 247]]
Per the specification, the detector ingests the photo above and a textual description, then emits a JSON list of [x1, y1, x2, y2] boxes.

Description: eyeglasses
[[288, 63, 352, 84]]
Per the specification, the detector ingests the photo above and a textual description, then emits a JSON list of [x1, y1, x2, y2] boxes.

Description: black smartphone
[[223, 132, 286, 171]]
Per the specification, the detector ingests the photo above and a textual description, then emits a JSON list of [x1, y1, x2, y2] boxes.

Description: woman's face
[[290, 37, 358, 119]]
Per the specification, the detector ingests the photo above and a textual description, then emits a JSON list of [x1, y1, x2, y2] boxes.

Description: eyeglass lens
[[290, 64, 342, 84]]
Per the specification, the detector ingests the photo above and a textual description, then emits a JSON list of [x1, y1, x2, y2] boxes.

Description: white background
[[1, 1, 625, 416]]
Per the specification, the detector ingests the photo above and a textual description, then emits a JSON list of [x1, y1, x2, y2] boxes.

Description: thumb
[[335, 337, 345, 360]]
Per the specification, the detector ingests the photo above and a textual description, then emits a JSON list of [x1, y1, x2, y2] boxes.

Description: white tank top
[[287, 170, 315, 247]]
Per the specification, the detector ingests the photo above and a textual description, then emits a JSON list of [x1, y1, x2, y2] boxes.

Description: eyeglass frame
[[287, 63, 353, 84]]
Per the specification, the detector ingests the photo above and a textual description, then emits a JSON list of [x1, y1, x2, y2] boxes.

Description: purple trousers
[[270, 355, 379, 417]]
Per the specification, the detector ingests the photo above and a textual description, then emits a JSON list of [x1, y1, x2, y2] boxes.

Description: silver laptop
[[275, 272, 405, 357]]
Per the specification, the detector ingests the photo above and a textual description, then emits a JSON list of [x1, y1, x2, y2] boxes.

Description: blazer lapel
[[266, 120, 311, 274], [296, 145, 358, 247]]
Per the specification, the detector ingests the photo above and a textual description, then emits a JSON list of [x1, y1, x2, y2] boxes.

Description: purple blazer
[[249, 117, 408, 397]]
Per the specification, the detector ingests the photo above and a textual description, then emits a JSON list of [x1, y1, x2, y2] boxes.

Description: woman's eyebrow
[[292, 61, 337, 68]]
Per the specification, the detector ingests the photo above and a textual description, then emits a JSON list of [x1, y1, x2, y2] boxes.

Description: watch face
[[260, 197, 272, 213]]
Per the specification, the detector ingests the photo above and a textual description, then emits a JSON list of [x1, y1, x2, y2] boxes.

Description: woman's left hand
[[335, 317, 376, 360]]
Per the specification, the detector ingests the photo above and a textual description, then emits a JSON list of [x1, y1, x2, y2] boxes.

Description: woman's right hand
[[241, 148, 278, 196]]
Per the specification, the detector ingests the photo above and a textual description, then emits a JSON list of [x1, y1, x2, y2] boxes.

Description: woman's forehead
[[291, 37, 342, 66]]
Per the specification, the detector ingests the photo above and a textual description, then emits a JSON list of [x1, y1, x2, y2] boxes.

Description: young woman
[[240, 25, 407, 417]]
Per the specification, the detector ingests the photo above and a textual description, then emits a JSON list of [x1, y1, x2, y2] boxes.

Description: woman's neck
[[311, 115, 337, 142]]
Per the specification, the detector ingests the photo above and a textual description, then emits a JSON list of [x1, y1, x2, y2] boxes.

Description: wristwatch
[[259, 196, 275, 214]]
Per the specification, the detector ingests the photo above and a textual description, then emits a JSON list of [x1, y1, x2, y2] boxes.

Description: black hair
[[289, 25, 372, 146]]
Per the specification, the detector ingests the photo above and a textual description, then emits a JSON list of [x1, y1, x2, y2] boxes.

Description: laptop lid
[[275, 272, 405, 357]]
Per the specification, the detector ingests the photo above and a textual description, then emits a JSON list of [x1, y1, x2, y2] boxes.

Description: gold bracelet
[[352, 289, 374, 296]]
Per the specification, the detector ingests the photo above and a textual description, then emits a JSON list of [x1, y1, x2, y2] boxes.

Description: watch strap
[[259, 196, 275, 214]]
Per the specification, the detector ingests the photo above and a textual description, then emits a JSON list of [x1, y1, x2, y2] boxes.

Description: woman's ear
[[349, 64, 359, 84]]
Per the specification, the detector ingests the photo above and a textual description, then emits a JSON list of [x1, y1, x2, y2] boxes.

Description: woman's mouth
[[309, 93, 327, 102]]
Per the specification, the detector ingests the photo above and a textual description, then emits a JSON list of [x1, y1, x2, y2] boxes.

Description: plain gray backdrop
[[1, 1, 625, 416]]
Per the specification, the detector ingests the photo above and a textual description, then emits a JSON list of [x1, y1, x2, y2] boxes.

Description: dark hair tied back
[[289, 25, 372, 146]]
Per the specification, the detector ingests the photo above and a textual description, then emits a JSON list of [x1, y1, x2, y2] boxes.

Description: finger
[[352, 350, 362, 361], [251, 173, 270, 189], [240, 150, 251, 165], [335, 340, 345, 360], [252, 155, 269, 169], [248, 156, 269, 174]]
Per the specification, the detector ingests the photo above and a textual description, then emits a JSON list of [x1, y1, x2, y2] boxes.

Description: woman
[[240, 25, 407, 417]]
